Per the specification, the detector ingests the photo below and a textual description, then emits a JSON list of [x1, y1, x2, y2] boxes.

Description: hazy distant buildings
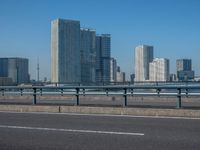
[[0, 58, 29, 84], [170, 74, 177, 81], [130, 74, 135, 82], [116, 66, 125, 82], [149, 58, 170, 81], [51, 19, 81, 83], [80, 28, 96, 83], [135, 45, 153, 81], [110, 58, 117, 82], [96, 34, 111, 82], [116, 72, 125, 82], [176, 59, 194, 81], [117, 66, 120, 72]]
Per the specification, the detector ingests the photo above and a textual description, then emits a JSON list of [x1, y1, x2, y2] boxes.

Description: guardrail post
[[1, 89, 4, 96], [83, 88, 85, 96], [124, 88, 127, 107], [76, 88, 80, 105], [131, 89, 133, 96], [177, 88, 182, 108], [20, 88, 23, 96], [106, 89, 108, 96], [40, 88, 42, 96], [185, 88, 188, 97], [157, 88, 161, 97], [61, 88, 63, 96], [33, 88, 37, 105]]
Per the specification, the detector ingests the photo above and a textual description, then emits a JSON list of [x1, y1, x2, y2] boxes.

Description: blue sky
[[0, 0, 200, 80]]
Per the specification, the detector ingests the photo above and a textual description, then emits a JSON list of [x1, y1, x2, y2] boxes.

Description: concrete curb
[[0, 105, 200, 118], [0, 105, 59, 113], [60, 106, 200, 118]]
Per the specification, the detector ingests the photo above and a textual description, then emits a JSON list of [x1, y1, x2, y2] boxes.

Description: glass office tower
[[80, 28, 96, 83], [51, 19, 81, 83], [96, 34, 111, 83], [0, 58, 29, 84]]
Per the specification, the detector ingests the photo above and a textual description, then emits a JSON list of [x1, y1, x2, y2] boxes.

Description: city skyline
[[1, 0, 200, 80]]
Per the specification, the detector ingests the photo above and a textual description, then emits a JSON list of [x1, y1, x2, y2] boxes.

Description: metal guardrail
[[0, 85, 200, 108]]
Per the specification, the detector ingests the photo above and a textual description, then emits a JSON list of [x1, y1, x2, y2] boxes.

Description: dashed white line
[[0, 125, 144, 136]]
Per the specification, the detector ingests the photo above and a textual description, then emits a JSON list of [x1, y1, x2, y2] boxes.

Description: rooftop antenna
[[37, 57, 40, 82]]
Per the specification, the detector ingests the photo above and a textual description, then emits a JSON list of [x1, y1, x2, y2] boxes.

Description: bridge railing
[[0, 85, 200, 108]]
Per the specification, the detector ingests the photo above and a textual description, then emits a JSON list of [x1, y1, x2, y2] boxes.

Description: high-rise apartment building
[[0, 58, 29, 84], [51, 19, 81, 83], [149, 58, 170, 81], [96, 34, 111, 82], [110, 58, 117, 82], [80, 28, 96, 83], [135, 45, 153, 81], [176, 59, 194, 81]]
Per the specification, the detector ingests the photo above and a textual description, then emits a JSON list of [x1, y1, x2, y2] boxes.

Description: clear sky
[[0, 0, 200, 80]]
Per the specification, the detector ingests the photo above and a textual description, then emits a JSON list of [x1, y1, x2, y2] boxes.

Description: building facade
[[0, 58, 29, 84], [96, 34, 111, 83], [135, 45, 153, 81], [176, 59, 194, 81], [80, 28, 96, 83], [110, 58, 117, 82], [51, 19, 81, 83], [116, 72, 125, 82], [177, 59, 192, 71], [149, 58, 170, 81]]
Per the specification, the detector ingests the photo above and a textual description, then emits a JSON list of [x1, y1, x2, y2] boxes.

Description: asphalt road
[[0, 112, 200, 150]]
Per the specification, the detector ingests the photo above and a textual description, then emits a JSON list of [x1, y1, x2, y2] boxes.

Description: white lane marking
[[0, 125, 144, 136], [0, 111, 200, 120]]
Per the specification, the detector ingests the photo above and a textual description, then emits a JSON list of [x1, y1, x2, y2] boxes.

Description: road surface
[[0, 111, 200, 150]]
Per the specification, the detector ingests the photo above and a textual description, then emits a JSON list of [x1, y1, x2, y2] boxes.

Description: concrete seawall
[[0, 105, 200, 118]]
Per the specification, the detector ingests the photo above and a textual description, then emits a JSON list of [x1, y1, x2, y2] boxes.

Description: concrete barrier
[[60, 106, 200, 118], [0, 105, 59, 113], [0, 105, 200, 118]]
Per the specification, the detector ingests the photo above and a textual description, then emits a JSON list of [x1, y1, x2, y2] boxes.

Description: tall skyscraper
[[149, 58, 170, 81], [110, 58, 117, 82], [96, 34, 111, 82], [176, 59, 194, 81], [80, 28, 96, 83], [51, 19, 81, 83], [0, 58, 29, 84], [135, 45, 153, 81]]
